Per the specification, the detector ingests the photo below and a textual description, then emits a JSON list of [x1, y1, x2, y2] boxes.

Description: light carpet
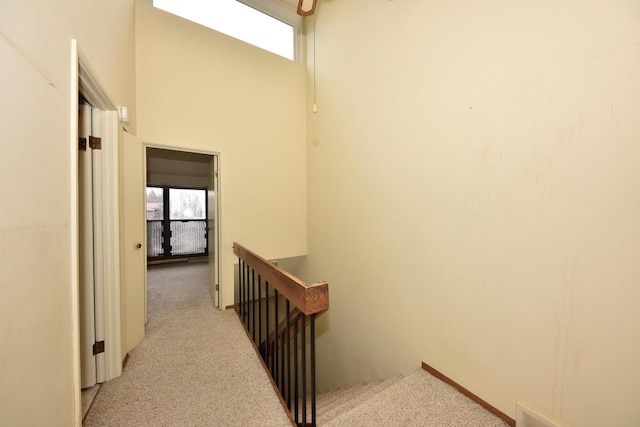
[[319, 369, 510, 427], [84, 262, 291, 427]]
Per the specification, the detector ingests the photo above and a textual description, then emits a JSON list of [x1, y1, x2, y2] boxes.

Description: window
[[169, 188, 206, 220], [146, 186, 208, 259], [146, 187, 164, 220], [152, 0, 300, 61]]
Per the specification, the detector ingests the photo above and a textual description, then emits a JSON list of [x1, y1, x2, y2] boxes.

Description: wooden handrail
[[233, 242, 329, 316]]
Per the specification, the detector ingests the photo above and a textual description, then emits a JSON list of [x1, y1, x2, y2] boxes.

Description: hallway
[[84, 262, 290, 426]]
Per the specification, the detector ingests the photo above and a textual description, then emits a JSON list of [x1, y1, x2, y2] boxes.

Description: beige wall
[[135, 2, 307, 309], [299, 1, 640, 426], [0, 0, 136, 424]]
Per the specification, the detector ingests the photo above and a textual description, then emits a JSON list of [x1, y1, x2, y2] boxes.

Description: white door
[[208, 156, 220, 307], [78, 105, 109, 387], [91, 108, 107, 383], [121, 131, 146, 353], [78, 103, 97, 389]]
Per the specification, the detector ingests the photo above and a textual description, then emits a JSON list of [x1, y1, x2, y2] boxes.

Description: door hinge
[[79, 137, 87, 151], [214, 171, 219, 178], [216, 284, 219, 291], [93, 341, 105, 355], [89, 136, 102, 150]]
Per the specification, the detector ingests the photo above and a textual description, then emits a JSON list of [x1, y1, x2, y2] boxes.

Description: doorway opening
[[145, 147, 221, 308]]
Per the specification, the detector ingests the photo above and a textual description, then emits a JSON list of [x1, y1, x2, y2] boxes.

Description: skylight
[[153, 0, 298, 61]]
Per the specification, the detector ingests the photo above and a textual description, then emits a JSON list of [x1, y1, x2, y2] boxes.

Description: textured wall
[[299, 1, 640, 426], [0, 0, 136, 424]]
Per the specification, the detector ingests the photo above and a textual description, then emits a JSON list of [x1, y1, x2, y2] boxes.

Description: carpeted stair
[[315, 369, 510, 427], [316, 375, 404, 425]]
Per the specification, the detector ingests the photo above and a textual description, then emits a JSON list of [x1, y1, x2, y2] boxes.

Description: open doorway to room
[[145, 148, 221, 309]]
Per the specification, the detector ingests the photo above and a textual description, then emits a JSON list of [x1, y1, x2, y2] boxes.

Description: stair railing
[[234, 242, 329, 427]]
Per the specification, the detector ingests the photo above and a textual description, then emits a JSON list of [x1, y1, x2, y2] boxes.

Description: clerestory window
[[150, 0, 301, 61]]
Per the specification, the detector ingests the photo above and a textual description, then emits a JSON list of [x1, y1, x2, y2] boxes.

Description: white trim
[[142, 139, 148, 324], [213, 155, 221, 307], [78, 49, 116, 110], [91, 108, 107, 383], [70, 38, 81, 427]]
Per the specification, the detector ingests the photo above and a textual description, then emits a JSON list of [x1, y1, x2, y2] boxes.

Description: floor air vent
[[516, 402, 563, 427]]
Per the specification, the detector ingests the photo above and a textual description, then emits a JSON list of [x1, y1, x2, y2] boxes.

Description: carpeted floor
[[318, 369, 510, 426], [85, 261, 509, 426], [84, 262, 292, 427]]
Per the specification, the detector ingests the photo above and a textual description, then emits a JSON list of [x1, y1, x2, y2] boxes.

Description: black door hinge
[[89, 136, 102, 150], [93, 341, 105, 355], [79, 137, 87, 151]]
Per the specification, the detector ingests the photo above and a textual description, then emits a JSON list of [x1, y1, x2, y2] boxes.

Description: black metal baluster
[[244, 264, 248, 324], [274, 289, 279, 387], [241, 262, 244, 321], [302, 313, 307, 426], [311, 314, 316, 427], [278, 330, 285, 398], [258, 276, 263, 359], [252, 269, 256, 342], [294, 313, 299, 424], [242, 261, 246, 321], [278, 320, 285, 398], [239, 259, 243, 319], [286, 299, 291, 409], [248, 267, 252, 334], [245, 263, 250, 324], [265, 282, 270, 371]]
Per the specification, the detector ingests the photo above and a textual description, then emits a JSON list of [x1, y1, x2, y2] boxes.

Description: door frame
[[209, 155, 221, 307], [144, 143, 222, 308], [70, 39, 122, 425]]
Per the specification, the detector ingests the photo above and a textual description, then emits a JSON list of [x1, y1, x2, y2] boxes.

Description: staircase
[[316, 368, 511, 427], [234, 244, 512, 427]]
